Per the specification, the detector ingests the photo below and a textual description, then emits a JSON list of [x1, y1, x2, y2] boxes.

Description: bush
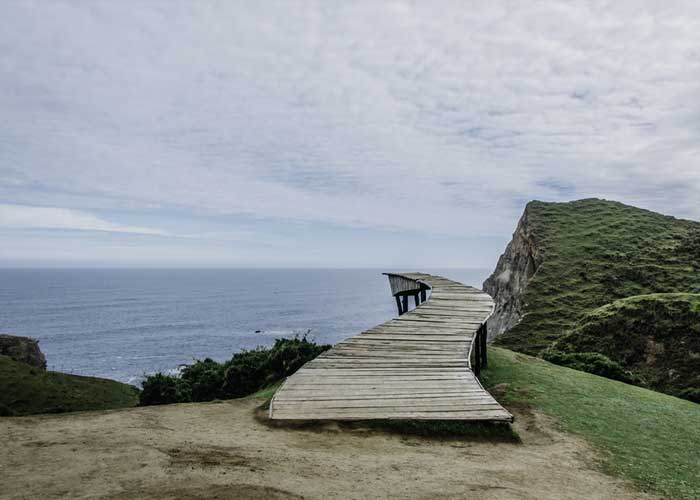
[[267, 336, 327, 378], [221, 337, 331, 398], [181, 358, 226, 402], [222, 348, 270, 397], [139, 373, 191, 406], [677, 230, 700, 260], [0, 403, 15, 416], [678, 388, 700, 404], [544, 350, 638, 384], [139, 336, 330, 406]]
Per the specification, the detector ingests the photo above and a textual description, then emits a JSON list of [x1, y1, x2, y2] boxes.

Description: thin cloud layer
[[1, 1, 699, 266], [0, 204, 166, 236]]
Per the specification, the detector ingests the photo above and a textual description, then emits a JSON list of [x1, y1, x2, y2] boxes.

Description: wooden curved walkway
[[269, 273, 513, 422]]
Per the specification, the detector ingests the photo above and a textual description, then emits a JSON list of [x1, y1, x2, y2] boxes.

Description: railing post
[[401, 294, 409, 314], [473, 327, 481, 378], [481, 322, 488, 369], [395, 295, 403, 315]]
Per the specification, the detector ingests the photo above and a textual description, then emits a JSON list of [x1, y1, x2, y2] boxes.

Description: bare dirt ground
[[0, 398, 656, 500]]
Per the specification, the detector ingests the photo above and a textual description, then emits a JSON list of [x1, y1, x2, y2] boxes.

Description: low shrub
[[222, 348, 271, 398], [676, 230, 700, 261], [139, 373, 191, 406], [139, 336, 330, 406], [0, 403, 15, 417], [678, 388, 700, 404], [181, 358, 226, 402]]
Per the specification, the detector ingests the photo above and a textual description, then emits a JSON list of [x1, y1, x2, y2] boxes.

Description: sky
[[1, 1, 699, 269]]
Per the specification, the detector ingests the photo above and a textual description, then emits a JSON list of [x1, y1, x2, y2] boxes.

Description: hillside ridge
[[484, 198, 700, 354]]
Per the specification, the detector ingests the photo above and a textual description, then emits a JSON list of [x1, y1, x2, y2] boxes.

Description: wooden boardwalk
[[269, 272, 513, 422]]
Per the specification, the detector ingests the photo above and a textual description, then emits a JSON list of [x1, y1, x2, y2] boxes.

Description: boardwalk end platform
[[269, 272, 513, 422]]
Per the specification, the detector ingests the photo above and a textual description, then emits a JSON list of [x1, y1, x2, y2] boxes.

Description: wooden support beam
[[421, 289, 427, 302], [414, 292, 420, 307], [481, 323, 488, 369], [473, 329, 481, 378], [401, 295, 409, 315]]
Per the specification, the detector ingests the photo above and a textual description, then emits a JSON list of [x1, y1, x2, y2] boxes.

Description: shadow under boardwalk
[[269, 272, 513, 422]]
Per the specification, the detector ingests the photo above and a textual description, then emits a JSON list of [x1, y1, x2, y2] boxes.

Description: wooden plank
[[289, 373, 475, 380], [270, 410, 512, 421], [272, 401, 502, 410], [269, 272, 512, 423]]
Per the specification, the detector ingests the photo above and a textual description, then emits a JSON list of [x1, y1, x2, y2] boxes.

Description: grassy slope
[[483, 347, 700, 500], [0, 355, 139, 416], [554, 293, 700, 398], [496, 198, 700, 355]]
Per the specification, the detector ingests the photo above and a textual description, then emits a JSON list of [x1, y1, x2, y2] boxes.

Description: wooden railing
[[384, 272, 490, 379], [383, 272, 430, 315]]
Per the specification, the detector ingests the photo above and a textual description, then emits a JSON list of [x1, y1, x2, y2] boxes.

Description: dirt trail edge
[[0, 398, 657, 500]]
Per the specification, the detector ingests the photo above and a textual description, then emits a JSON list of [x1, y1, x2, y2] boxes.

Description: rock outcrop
[[483, 205, 543, 341], [0, 334, 47, 369], [483, 198, 700, 355]]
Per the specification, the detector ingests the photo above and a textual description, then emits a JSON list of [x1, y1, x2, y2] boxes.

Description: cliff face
[[482, 198, 700, 355], [0, 334, 47, 369], [483, 206, 543, 341]]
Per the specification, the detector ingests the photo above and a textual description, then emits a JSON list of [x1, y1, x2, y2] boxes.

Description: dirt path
[[0, 398, 655, 500]]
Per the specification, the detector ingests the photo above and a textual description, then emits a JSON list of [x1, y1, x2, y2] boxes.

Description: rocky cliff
[[0, 334, 47, 369], [482, 198, 700, 355], [483, 205, 543, 341]]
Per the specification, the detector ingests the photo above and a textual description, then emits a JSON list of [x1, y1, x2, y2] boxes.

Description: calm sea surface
[[0, 268, 490, 385]]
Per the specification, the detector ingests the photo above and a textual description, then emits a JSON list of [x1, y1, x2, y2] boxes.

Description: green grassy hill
[[0, 355, 139, 416], [483, 347, 700, 500], [494, 199, 700, 354], [550, 293, 700, 402]]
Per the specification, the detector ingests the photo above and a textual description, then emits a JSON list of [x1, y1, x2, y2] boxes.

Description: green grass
[[246, 380, 284, 401], [552, 293, 700, 400], [482, 347, 700, 500], [0, 355, 139, 416], [495, 199, 700, 355]]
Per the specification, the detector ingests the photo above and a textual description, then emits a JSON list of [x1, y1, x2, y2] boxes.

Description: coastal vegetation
[[139, 336, 330, 406], [548, 293, 700, 402], [0, 355, 138, 416], [0, 333, 330, 415], [487, 199, 700, 400], [483, 347, 700, 500], [493, 199, 700, 355], [3, 198, 698, 499]]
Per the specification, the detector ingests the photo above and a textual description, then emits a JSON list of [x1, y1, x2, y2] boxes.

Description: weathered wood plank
[[271, 410, 513, 421], [269, 272, 512, 422]]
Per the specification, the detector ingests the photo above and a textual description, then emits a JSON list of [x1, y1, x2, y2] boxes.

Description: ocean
[[0, 268, 490, 385]]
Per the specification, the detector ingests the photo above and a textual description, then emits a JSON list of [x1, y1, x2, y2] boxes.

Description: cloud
[[0, 1, 699, 265], [0, 204, 167, 236]]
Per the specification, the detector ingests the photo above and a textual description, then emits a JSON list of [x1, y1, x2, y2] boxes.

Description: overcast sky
[[1, 1, 699, 268]]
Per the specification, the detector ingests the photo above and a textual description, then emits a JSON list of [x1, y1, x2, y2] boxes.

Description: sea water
[[0, 268, 490, 385]]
